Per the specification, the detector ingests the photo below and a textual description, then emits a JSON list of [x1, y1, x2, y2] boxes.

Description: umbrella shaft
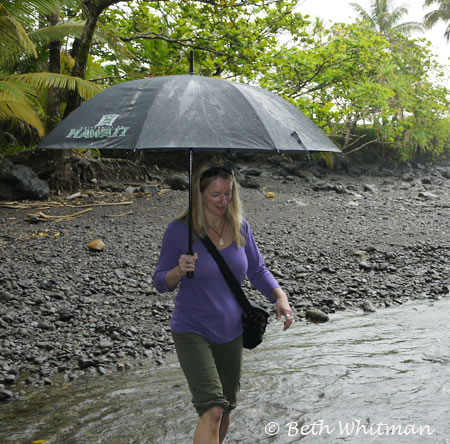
[[188, 148, 194, 278]]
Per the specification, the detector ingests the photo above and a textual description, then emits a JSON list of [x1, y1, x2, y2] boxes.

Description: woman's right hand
[[165, 252, 198, 291], [177, 253, 199, 276]]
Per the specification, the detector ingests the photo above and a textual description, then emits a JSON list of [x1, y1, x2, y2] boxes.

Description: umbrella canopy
[[37, 74, 341, 268], [37, 74, 340, 154]]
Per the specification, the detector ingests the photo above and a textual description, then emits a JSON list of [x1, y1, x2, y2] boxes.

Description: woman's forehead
[[204, 177, 233, 192]]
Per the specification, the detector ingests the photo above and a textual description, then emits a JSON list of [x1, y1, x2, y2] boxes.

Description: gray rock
[[436, 167, 450, 179], [305, 309, 329, 323], [0, 390, 14, 402], [363, 184, 378, 194], [239, 167, 262, 176], [142, 184, 159, 194], [165, 174, 189, 191], [239, 176, 260, 189], [124, 186, 138, 194], [59, 310, 74, 322], [361, 300, 377, 312], [418, 191, 437, 199], [296, 169, 316, 181], [4, 374, 16, 385], [78, 358, 96, 370], [359, 260, 372, 270], [0, 158, 50, 201], [99, 339, 113, 349], [0, 291, 14, 302]]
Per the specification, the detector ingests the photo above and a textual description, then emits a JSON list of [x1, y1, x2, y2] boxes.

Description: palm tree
[[0, 0, 101, 138], [350, 0, 424, 36], [423, 0, 450, 42]]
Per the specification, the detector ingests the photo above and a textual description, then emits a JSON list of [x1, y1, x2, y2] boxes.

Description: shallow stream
[[1, 298, 449, 444]]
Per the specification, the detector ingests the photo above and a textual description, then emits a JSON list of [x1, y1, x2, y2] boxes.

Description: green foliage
[[97, 0, 308, 82], [259, 19, 449, 162], [0, 0, 448, 164], [0, 143, 35, 156], [74, 147, 101, 158]]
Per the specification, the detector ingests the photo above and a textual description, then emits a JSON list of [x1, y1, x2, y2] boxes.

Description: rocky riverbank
[[1, 157, 449, 401]]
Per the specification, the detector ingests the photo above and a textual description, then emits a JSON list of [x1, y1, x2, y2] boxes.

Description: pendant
[[219, 238, 224, 246]]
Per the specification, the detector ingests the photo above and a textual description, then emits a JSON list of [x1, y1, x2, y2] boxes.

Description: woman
[[154, 162, 293, 444]]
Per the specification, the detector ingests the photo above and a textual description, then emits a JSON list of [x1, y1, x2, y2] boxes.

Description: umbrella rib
[[229, 82, 278, 151]]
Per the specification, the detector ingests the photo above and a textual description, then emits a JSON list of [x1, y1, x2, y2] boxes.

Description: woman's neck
[[204, 213, 225, 229]]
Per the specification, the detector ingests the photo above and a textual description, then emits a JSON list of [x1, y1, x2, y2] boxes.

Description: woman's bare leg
[[193, 406, 224, 444], [219, 412, 230, 443]]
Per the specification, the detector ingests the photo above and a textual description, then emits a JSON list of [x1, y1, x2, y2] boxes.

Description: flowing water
[[1, 298, 449, 444]]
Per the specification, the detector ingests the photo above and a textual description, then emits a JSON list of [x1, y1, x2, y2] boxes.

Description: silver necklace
[[208, 221, 226, 246]]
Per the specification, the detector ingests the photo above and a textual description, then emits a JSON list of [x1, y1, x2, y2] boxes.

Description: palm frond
[[0, 79, 38, 102], [388, 5, 408, 24], [0, 15, 37, 67], [3, 0, 81, 21], [28, 20, 87, 45], [423, 2, 450, 24], [393, 21, 425, 34], [8, 72, 104, 100], [0, 1, 32, 26], [0, 97, 45, 136], [350, 2, 375, 26], [351, 0, 425, 35], [423, 0, 450, 40]]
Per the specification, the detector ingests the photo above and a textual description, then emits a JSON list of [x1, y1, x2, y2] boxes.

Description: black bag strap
[[200, 235, 253, 313]]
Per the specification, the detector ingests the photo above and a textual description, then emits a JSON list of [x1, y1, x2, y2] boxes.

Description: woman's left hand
[[272, 288, 294, 330]]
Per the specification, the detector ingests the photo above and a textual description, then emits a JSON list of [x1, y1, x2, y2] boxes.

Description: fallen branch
[[69, 201, 134, 208], [2, 200, 134, 210], [27, 208, 93, 222], [104, 211, 134, 217]]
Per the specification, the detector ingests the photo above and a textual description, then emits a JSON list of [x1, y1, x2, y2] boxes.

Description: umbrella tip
[[189, 50, 194, 75]]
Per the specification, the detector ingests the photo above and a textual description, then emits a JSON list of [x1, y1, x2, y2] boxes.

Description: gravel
[[0, 159, 449, 400]]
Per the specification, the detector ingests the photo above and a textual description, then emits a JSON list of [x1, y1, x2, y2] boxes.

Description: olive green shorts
[[172, 332, 243, 417]]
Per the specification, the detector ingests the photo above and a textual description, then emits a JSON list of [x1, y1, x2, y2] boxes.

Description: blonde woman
[[154, 162, 293, 444]]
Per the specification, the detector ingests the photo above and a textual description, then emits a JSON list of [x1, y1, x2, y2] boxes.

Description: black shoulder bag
[[200, 235, 270, 350]]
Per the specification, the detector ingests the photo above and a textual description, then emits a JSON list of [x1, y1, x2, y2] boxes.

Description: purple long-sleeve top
[[153, 218, 279, 344]]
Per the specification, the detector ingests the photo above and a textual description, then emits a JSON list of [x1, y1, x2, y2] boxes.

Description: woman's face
[[201, 177, 233, 219]]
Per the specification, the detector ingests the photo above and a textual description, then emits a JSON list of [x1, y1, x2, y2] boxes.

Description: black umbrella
[[37, 70, 341, 264]]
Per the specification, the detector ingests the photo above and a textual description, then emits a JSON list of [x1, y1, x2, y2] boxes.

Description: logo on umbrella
[[66, 114, 130, 140]]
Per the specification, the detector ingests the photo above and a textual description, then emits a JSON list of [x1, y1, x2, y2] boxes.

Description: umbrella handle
[[187, 258, 194, 278]]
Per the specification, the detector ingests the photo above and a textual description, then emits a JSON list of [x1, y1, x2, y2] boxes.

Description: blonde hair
[[177, 161, 245, 247]]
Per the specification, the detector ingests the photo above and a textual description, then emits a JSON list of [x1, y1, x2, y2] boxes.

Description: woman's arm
[[154, 221, 185, 293], [243, 220, 294, 329], [244, 220, 280, 302], [164, 253, 198, 291]]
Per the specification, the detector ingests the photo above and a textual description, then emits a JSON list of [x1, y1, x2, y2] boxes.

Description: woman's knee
[[201, 406, 224, 430]]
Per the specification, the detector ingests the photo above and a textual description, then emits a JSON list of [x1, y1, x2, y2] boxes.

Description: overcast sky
[[295, 0, 449, 87]]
